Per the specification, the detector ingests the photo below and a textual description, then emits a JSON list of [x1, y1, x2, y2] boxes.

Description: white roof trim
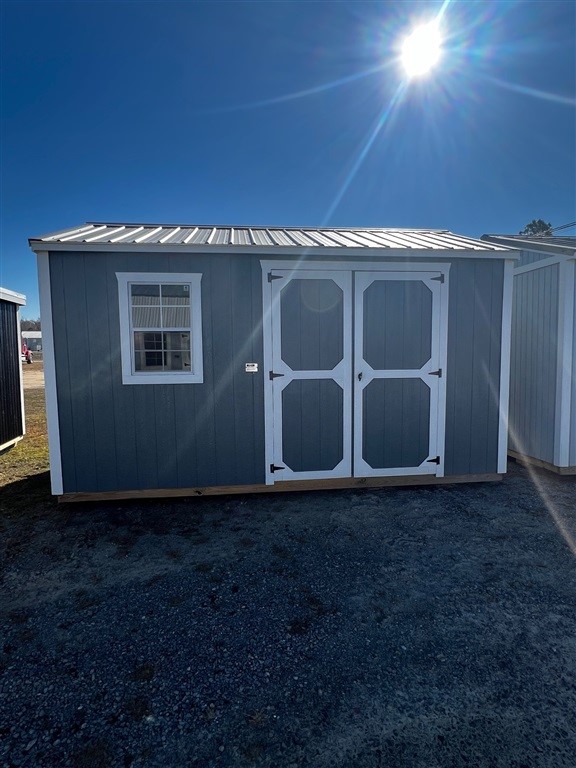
[[0, 287, 26, 305]]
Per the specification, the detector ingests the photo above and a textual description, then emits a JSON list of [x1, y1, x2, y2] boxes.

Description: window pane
[[131, 284, 160, 304], [162, 306, 191, 327], [132, 306, 161, 327], [134, 331, 162, 349], [161, 285, 190, 304], [134, 351, 165, 371], [164, 331, 190, 350], [163, 332, 191, 372]]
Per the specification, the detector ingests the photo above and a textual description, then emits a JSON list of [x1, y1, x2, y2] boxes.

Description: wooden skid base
[[508, 450, 576, 475], [59, 473, 502, 503]]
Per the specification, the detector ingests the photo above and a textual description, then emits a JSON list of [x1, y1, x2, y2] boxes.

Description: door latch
[[357, 372, 363, 381]]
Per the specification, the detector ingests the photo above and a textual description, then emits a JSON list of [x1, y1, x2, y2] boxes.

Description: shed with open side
[[30, 223, 517, 501], [482, 234, 576, 474]]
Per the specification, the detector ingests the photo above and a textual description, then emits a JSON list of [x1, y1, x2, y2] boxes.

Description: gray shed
[[0, 287, 26, 453], [483, 234, 576, 474], [30, 223, 517, 501]]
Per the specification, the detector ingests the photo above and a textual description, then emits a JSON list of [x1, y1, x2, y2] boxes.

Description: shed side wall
[[49, 252, 504, 493], [516, 249, 557, 268], [0, 300, 24, 447], [509, 263, 559, 463]]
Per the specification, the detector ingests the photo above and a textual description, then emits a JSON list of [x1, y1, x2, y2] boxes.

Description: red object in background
[[21, 343, 32, 364]]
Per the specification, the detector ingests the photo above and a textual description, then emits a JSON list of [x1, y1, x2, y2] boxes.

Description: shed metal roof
[[30, 223, 511, 252], [482, 234, 576, 257], [0, 287, 26, 305]]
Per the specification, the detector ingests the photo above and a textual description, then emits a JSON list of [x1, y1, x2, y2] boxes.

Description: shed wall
[[509, 264, 559, 463], [516, 249, 554, 268], [49, 252, 504, 493], [0, 300, 23, 447]]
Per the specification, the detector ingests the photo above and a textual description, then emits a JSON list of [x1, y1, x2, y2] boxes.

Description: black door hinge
[[269, 371, 284, 380], [268, 272, 284, 282], [429, 368, 442, 377], [431, 274, 445, 283], [270, 463, 285, 473], [427, 456, 441, 464]]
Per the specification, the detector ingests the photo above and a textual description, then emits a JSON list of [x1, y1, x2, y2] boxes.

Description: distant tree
[[519, 219, 552, 236], [21, 318, 41, 331]]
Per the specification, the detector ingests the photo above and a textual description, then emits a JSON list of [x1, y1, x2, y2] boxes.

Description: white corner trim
[[497, 259, 515, 473], [17, 305, 25, 439], [115, 272, 204, 385], [36, 251, 64, 495], [554, 259, 575, 467]]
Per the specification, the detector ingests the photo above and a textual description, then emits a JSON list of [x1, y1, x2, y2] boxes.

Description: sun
[[400, 22, 443, 78]]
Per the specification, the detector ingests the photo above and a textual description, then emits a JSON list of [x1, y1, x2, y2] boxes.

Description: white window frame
[[116, 272, 203, 385]]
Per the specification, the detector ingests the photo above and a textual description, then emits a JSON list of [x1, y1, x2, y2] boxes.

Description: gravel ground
[[1, 462, 576, 768]]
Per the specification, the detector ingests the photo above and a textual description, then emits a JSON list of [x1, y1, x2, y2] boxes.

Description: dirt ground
[[1, 476, 576, 768], [21, 360, 45, 389], [1, 373, 576, 767]]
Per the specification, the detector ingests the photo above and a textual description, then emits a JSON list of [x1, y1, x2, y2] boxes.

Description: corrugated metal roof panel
[[251, 229, 273, 246], [30, 223, 513, 252], [234, 229, 253, 245], [483, 234, 576, 255]]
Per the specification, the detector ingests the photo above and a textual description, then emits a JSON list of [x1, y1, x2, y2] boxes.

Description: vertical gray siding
[[444, 260, 504, 475], [51, 251, 264, 493], [508, 264, 559, 464], [50, 251, 506, 493], [0, 300, 23, 446], [516, 249, 554, 268]]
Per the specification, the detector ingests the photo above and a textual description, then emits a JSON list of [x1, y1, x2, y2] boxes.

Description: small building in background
[[0, 287, 26, 453], [482, 234, 576, 474], [21, 330, 42, 353]]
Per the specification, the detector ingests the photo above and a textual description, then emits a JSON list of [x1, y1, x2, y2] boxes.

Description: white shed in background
[[483, 235, 576, 473]]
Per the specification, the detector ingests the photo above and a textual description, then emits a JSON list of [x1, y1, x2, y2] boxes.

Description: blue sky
[[1, 0, 575, 318]]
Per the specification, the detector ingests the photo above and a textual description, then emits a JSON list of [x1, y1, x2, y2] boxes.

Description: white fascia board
[[36, 251, 64, 495], [554, 259, 575, 467], [0, 287, 26, 305], [29, 241, 518, 261], [498, 258, 515, 473]]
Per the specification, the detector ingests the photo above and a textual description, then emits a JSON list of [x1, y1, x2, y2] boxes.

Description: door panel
[[269, 270, 352, 482], [363, 280, 432, 370], [362, 378, 431, 469], [282, 379, 344, 472], [280, 279, 344, 371], [354, 271, 444, 477]]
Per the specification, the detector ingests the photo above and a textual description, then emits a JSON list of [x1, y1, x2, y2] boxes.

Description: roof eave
[[28, 239, 519, 260]]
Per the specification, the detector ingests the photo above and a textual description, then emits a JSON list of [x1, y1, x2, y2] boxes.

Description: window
[[116, 273, 203, 384]]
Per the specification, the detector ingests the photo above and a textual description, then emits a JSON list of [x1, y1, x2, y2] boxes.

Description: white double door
[[264, 265, 449, 484]]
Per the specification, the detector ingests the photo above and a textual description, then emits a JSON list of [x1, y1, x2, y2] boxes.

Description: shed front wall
[[48, 251, 505, 493], [0, 299, 24, 448]]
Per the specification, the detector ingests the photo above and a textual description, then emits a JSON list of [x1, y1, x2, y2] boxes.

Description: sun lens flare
[[401, 22, 442, 78]]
